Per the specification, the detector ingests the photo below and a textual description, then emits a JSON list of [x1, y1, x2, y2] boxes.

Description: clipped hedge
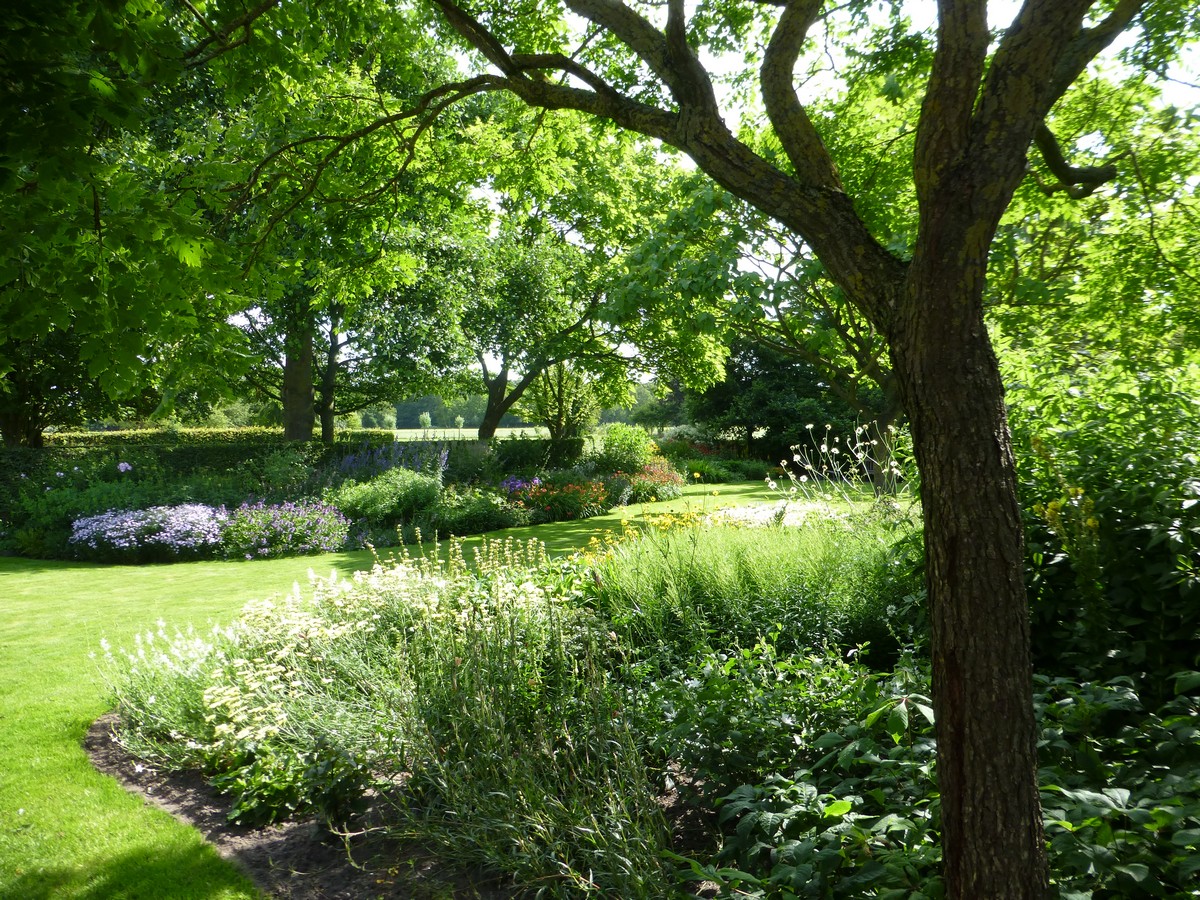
[[43, 427, 400, 448], [489, 436, 585, 473]]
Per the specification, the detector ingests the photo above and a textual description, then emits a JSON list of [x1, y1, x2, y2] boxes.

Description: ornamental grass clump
[[585, 510, 919, 668], [221, 500, 349, 559], [69, 504, 227, 563], [103, 537, 671, 892]]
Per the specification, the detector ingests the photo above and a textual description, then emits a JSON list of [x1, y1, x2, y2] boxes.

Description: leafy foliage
[[591, 423, 659, 475], [221, 501, 350, 560], [1012, 372, 1200, 699], [323, 467, 441, 528]]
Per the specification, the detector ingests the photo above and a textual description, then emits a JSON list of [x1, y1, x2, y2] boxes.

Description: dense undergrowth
[[101, 498, 1200, 898]]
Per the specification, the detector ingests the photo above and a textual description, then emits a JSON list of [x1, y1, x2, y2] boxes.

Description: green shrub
[[7, 466, 166, 558], [627, 458, 685, 502], [723, 458, 776, 482], [415, 486, 530, 538], [443, 440, 492, 484], [259, 446, 316, 500], [591, 423, 658, 475], [220, 501, 350, 559], [1012, 376, 1200, 696], [676, 651, 941, 899], [324, 467, 441, 527], [654, 435, 698, 464], [488, 435, 586, 475], [678, 457, 735, 484]]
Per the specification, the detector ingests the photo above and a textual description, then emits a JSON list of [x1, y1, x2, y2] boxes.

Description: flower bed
[[504, 476, 609, 524], [70, 504, 227, 563], [69, 501, 349, 563]]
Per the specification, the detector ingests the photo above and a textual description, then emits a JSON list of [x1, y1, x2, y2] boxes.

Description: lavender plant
[[335, 440, 449, 483]]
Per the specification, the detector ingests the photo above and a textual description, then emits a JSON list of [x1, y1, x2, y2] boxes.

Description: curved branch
[[565, 0, 676, 86], [1031, 123, 1120, 198], [760, 0, 842, 189], [183, 0, 283, 68], [1048, 0, 1146, 100], [510, 53, 623, 98]]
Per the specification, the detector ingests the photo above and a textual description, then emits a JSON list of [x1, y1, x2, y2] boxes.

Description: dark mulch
[[85, 714, 720, 899], [85, 713, 518, 899]]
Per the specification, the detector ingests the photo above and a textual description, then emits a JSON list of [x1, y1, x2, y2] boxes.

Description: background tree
[[0, 0, 297, 443], [685, 338, 870, 462], [515, 360, 632, 440]]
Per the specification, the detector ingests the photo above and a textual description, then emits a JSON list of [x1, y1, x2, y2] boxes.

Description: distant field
[[391, 426, 549, 441]]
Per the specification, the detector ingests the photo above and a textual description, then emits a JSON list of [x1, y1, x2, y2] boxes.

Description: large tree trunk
[[281, 321, 315, 441], [478, 369, 537, 441], [477, 379, 508, 441], [318, 328, 339, 444], [0, 405, 44, 448], [892, 272, 1047, 899]]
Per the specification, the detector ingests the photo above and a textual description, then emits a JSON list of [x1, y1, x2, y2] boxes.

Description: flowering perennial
[[222, 501, 350, 559], [69, 501, 349, 563], [507, 478, 608, 524], [70, 504, 227, 562]]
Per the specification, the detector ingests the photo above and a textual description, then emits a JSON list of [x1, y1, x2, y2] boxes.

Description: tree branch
[[913, 0, 989, 199], [1031, 124, 1120, 198], [760, 0, 842, 189], [183, 0, 284, 68], [1048, 0, 1146, 100]]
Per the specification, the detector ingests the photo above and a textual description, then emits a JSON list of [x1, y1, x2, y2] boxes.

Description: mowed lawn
[[0, 482, 772, 898]]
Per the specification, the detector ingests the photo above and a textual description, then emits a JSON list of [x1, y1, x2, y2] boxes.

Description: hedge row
[[42, 427, 399, 448], [0, 435, 587, 523]]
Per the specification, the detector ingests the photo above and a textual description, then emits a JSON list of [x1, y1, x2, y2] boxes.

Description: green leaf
[[1113, 863, 1150, 883], [823, 799, 853, 818], [886, 700, 909, 740], [1171, 827, 1200, 847], [1172, 671, 1200, 695]]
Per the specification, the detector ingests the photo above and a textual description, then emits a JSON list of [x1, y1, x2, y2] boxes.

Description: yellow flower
[[693, 471, 702, 479]]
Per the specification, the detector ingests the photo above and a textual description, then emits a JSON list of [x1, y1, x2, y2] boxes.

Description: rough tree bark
[[281, 319, 315, 441], [477, 357, 539, 441]]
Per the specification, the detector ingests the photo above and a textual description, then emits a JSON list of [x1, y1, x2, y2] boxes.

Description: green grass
[[0, 482, 772, 898]]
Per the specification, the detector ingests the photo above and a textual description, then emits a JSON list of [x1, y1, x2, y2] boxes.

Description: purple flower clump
[[337, 440, 449, 481], [500, 475, 541, 494], [222, 500, 349, 559], [70, 504, 227, 563]]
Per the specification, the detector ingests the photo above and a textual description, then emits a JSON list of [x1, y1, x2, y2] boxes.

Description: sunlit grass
[[0, 482, 773, 898]]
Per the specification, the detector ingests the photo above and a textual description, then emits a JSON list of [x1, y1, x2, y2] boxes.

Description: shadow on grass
[[1, 842, 257, 900], [0, 482, 777, 580]]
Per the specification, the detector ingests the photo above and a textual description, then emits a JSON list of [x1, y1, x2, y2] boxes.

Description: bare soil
[[85, 714, 719, 899]]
